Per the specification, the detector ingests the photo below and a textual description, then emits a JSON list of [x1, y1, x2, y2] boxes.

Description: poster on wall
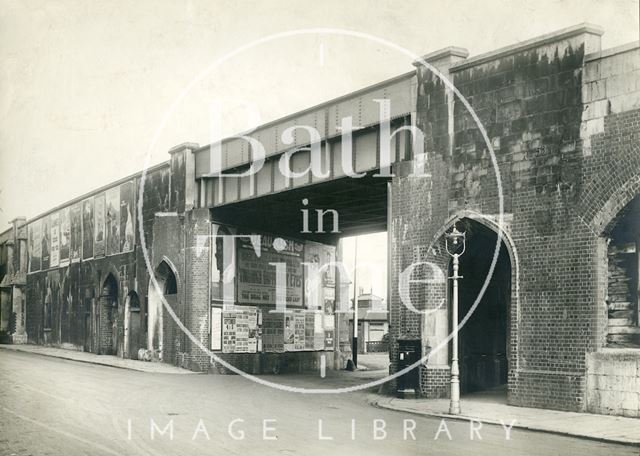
[[28, 219, 42, 272], [119, 181, 135, 252], [294, 312, 305, 350], [237, 234, 304, 307], [210, 307, 222, 351], [233, 307, 259, 353], [105, 187, 120, 256], [41, 215, 50, 270], [304, 242, 323, 311], [222, 313, 237, 353], [50, 212, 60, 268], [284, 313, 295, 351], [59, 207, 70, 266], [94, 193, 106, 257], [314, 312, 324, 350], [262, 312, 284, 353], [324, 314, 335, 350], [304, 313, 315, 350], [82, 198, 94, 260], [284, 311, 306, 351], [70, 203, 81, 263]]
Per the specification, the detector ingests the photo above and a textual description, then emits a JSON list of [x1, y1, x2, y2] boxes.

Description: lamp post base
[[449, 400, 461, 415]]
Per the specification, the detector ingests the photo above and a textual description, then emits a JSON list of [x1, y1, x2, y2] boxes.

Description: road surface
[[0, 350, 636, 455]]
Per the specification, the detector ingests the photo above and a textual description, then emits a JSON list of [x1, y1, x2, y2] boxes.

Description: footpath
[[0, 343, 196, 374], [370, 391, 640, 446]]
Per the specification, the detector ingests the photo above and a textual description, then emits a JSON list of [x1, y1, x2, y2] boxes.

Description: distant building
[[349, 293, 389, 353]]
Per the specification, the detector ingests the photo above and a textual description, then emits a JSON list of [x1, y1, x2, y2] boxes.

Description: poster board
[[262, 312, 284, 353], [105, 186, 120, 256], [41, 215, 50, 270], [94, 193, 105, 258], [82, 198, 94, 260], [70, 202, 81, 263], [50, 212, 60, 268], [59, 207, 70, 266], [28, 219, 42, 272], [222, 313, 236, 353], [119, 181, 135, 252], [210, 307, 222, 351], [222, 306, 260, 354], [237, 235, 303, 307]]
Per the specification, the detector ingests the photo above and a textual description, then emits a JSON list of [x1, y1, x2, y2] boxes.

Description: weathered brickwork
[[390, 27, 640, 415]]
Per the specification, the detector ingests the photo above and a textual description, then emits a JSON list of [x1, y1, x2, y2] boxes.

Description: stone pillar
[[168, 142, 199, 215]]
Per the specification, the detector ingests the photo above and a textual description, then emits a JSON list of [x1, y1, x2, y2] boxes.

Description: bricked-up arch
[[602, 193, 640, 348], [147, 259, 179, 360], [98, 273, 119, 355]]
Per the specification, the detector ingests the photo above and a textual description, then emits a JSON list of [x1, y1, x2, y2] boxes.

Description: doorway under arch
[[99, 273, 119, 355], [448, 219, 512, 396], [124, 291, 142, 359]]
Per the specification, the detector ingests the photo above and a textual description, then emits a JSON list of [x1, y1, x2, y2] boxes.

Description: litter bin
[[396, 339, 421, 398]]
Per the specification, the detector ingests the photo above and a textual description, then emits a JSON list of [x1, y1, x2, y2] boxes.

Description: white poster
[[50, 212, 60, 268], [211, 307, 222, 351]]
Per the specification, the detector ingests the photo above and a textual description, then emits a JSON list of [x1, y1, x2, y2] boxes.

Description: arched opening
[[100, 273, 119, 355], [147, 260, 178, 360], [124, 291, 142, 359], [603, 194, 640, 348], [449, 219, 512, 398]]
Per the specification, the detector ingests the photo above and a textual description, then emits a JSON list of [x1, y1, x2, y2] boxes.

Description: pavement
[[371, 386, 640, 447], [0, 343, 196, 374]]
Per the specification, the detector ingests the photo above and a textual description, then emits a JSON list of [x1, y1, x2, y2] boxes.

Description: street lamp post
[[445, 224, 466, 415]]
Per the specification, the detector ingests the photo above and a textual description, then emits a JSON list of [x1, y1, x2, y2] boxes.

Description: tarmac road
[[0, 350, 636, 456]]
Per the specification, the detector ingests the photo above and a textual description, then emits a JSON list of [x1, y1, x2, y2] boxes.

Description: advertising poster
[[105, 187, 120, 256], [285, 310, 306, 351], [59, 207, 70, 266], [303, 242, 323, 311], [284, 313, 296, 351], [210, 307, 222, 351], [262, 312, 284, 353], [233, 307, 259, 353], [94, 193, 106, 257], [304, 313, 315, 350], [314, 312, 325, 350], [222, 313, 237, 353], [82, 198, 94, 260], [28, 219, 42, 272], [50, 212, 60, 268], [294, 312, 305, 350], [237, 234, 303, 307], [119, 181, 135, 252], [41, 215, 50, 270], [70, 203, 81, 263], [324, 314, 335, 350]]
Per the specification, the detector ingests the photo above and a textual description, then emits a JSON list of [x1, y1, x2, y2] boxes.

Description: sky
[[0, 1, 638, 297]]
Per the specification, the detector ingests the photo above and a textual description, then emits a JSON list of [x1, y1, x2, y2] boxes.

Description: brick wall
[[389, 28, 640, 414]]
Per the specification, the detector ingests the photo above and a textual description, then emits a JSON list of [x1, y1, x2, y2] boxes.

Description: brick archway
[[147, 258, 180, 361], [98, 273, 119, 355]]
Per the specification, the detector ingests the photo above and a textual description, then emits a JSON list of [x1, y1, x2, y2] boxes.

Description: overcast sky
[[0, 0, 638, 235]]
